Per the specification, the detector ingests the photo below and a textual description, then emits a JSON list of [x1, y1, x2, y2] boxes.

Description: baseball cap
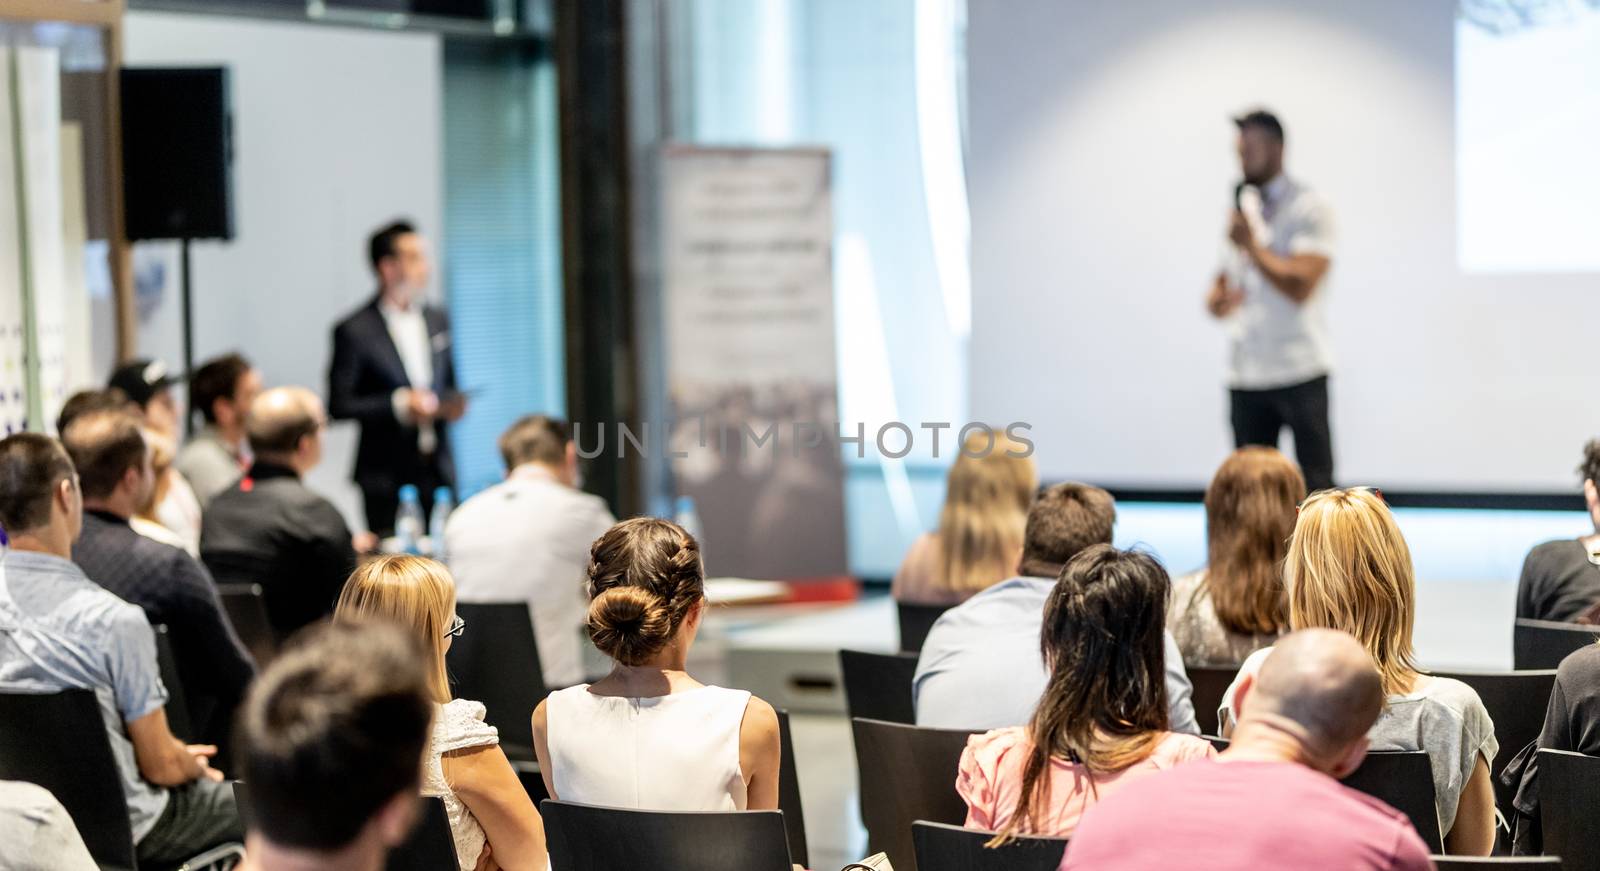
[[108, 359, 182, 407]]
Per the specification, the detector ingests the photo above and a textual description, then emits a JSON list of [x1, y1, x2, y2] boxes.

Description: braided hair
[[585, 517, 705, 665]]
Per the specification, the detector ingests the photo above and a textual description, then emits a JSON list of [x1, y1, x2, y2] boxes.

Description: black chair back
[[216, 582, 279, 665], [1539, 748, 1600, 871], [153, 622, 195, 742], [1339, 750, 1442, 852], [897, 602, 951, 653], [446, 601, 549, 760], [0, 689, 136, 870], [1186, 664, 1241, 737], [840, 649, 918, 725], [1513, 619, 1600, 670], [851, 717, 973, 871], [775, 709, 808, 868], [1433, 669, 1558, 826], [1432, 859, 1563, 869], [912, 820, 1068, 871], [541, 800, 792, 871], [234, 783, 457, 871]]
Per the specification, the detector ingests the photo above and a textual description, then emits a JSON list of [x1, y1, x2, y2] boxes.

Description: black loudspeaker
[[120, 67, 234, 241]]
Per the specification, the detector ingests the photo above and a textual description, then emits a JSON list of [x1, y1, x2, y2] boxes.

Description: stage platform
[[700, 502, 1589, 714]]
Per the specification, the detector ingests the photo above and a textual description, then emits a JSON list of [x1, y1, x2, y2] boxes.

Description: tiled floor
[[709, 503, 1590, 867]]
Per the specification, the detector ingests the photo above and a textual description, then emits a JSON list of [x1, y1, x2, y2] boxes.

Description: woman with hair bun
[[531, 517, 782, 811]]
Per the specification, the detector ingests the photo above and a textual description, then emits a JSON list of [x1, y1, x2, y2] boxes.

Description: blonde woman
[[131, 427, 198, 556], [1218, 488, 1497, 856], [1168, 447, 1304, 666], [892, 431, 1037, 606], [335, 556, 546, 871]]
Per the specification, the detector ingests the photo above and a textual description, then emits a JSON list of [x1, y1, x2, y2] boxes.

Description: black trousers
[[361, 460, 448, 538], [1230, 374, 1335, 492]]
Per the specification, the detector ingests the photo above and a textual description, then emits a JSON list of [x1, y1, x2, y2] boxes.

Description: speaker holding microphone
[[120, 67, 234, 241]]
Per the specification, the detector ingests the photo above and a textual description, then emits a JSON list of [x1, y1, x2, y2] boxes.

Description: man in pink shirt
[[1060, 628, 1433, 871]]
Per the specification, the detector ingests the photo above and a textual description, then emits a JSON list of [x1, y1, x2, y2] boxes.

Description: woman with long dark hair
[[956, 545, 1214, 840], [1168, 447, 1304, 666]]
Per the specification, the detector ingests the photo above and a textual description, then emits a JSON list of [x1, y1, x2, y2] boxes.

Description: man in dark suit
[[328, 220, 464, 535]]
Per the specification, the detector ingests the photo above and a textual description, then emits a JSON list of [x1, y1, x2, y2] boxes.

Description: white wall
[[968, 0, 1599, 492], [123, 12, 442, 524]]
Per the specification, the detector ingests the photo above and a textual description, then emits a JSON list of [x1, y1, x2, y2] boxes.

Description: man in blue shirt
[[0, 433, 241, 865], [914, 482, 1200, 733]]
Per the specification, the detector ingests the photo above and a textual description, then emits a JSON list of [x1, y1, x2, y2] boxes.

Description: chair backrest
[[774, 709, 808, 868], [1185, 664, 1241, 737], [233, 783, 457, 871], [0, 689, 137, 870], [1539, 748, 1600, 871], [839, 649, 919, 725], [1513, 619, 1600, 670], [912, 820, 1068, 871], [446, 601, 549, 759], [153, 622, 195, 742], [216, 582, 279, 665], [1431, 858, 1563, 869], [897, 602, 951, 653], [1432, 669, 1558, 822], [851, 717, 974, 871], [541, 800, 792, 871], [1338, 750, 1442, 853]]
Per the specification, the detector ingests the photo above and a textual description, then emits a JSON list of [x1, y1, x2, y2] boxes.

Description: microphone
[[1234, 180, 1249, 211]]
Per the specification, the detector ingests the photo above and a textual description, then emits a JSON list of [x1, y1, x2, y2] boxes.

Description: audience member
[[202, 387, 360, 639], [959, 545, 1214, 840], [131, 427, 198, 555], [913, 483, 1199, 733], [1168, 447, 1303, 666], [0, 781, 97, 871], [1219, 487, 1497, 855], [63, 410, 255, 747], [178, 353, 261, 506], [1517, 439, 1600, 623], [56, 387, 130, 435], [445, 414, 615, 688], [232, 620, 435, 871], [892, 431, 1036, 607], [1501, 641, 1600, 853], [110, 359, 203, 551], [0, 433, 242, 865], [335, 556, 545, 870], [532, 518, 782, 811], [1061, 629, 1432, 871]]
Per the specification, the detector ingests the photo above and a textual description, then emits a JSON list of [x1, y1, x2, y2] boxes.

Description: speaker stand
[[179, 237, 194, 438]]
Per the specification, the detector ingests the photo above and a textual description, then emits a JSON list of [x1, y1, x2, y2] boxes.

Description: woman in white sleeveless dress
[[336, 556, 546, 870], [532, 517, 782, 811]]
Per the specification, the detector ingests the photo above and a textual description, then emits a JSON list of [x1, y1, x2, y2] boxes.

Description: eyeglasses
[[443, 614, 466, 638]]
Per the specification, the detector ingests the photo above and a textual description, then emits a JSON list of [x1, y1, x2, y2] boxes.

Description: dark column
[[556, 0, 640, 517]]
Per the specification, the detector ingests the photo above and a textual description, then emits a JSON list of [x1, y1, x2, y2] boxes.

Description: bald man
[[1062, 630, 1432, 871], [200, 388, 360, 638]]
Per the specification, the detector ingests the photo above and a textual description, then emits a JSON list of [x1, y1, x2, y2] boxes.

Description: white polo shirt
[[443, 465, 616, 688], [1219, 174, 1336, 390]]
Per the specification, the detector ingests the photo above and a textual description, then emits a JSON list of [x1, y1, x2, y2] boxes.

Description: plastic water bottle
[[673, 495, 703, 546], [395, 485, 425, 556], [429, 486, 454, 563]]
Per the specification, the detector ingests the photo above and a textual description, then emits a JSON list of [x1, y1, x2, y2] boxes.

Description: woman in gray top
[[1219, 488, 1498, 856], [1168, 447, 1303, 666]]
